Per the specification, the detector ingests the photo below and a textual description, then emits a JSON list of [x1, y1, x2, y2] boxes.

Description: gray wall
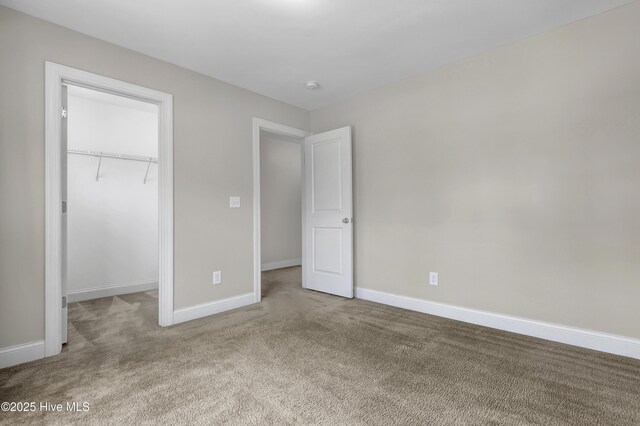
[[260, 132, 302, 267], [0, 6, 309, 348], [311, 2, 640, 339]]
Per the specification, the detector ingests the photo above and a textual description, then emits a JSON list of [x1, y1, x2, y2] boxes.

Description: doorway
[[252, 119, 309, 302], [62, 84, 160, 344], [252, 118, 354, 303], [259, 129, 304, 298], [45, 62, 174, 358]]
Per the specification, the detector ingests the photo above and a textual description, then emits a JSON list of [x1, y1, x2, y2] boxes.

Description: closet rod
[[68, 149, 158, 164]]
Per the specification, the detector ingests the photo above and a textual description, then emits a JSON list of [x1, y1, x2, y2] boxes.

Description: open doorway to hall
[[259, 130, 303, 299], [253, 119, 353, 302]]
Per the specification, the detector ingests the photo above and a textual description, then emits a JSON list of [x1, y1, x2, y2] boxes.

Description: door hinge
[[62, 201, 67, 213], [62, 296, 67, 309], [61, 107, 67, 119]]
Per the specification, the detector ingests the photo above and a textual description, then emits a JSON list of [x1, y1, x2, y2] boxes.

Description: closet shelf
[[68, 149, 158, 183], [68, 149, 158, 163]]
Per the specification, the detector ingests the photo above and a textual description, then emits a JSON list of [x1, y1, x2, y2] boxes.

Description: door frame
[[44, 62, 174, 358], [252, 118, 311, 303]]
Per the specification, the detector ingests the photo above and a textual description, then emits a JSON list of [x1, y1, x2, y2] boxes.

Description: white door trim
[[45, 62, 174, 358], [252, 118, 310, 303]]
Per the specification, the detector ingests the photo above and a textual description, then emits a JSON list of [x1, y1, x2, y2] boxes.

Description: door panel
[[304, 127, 353, 298], [313, 227, 343, 275], [312, 140, 342, 211]]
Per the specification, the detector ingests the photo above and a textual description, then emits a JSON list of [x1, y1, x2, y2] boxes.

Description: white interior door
[[61, 84, 68, 344], [304, 127, 353, 298]]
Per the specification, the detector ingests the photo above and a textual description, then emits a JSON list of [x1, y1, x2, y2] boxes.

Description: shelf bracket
[[95, 152, 103, 181], [143, 157, 152, 184]]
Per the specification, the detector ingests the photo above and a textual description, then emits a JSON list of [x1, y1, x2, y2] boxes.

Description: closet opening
[[45, 62, 174, 358], [61, 84, 160, 347]]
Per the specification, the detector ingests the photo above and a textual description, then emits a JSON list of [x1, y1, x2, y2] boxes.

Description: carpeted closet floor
[[1, 267, 639, 425]]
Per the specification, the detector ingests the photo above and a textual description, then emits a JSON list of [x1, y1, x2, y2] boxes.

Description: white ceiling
[[1, 0, 634, 110]]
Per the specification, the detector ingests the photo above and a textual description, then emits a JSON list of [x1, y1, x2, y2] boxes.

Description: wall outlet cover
[[429, 272, 438, 286], [229, 196, 241, 208], [213, 271, 222, 285]]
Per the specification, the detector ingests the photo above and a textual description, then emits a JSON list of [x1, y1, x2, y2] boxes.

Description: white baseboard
[[261, 258, 302, 272], [0, 340, 45, 369], [67, 280, 158, 303], [173, 293, 255, 325], [356, 287, 640, 360]]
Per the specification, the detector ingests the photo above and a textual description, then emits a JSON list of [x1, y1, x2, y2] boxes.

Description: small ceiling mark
[[305, 81, 320, 90]]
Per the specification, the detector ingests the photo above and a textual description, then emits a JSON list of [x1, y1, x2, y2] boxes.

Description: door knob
[[342, 218, 350, 224]]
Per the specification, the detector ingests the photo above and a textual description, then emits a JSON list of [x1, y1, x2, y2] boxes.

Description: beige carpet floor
[[1, 267, 639, 425]]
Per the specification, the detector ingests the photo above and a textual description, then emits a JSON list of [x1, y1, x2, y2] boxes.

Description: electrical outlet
[[229, 196, 240, 208], [429, 272, 438, 286], [213, 271, 222, 285]]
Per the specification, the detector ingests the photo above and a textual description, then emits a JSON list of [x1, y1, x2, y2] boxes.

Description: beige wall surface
[[260, 132, 302, 266], [0, 6, 309, 348], [310, 2, 640, 339]]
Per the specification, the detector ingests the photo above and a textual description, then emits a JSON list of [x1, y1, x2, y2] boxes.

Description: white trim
[[66, 280, 159, 303], [0, 341, 45, 369], [252, 118, 310, 304], [356, 287, 640, 360], [261, 258, 302, 272], [173, 293, 255, 325], [45, 62, 174, 360]]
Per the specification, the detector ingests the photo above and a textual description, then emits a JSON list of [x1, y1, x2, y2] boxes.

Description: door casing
[[44, 62, 174, 358]]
